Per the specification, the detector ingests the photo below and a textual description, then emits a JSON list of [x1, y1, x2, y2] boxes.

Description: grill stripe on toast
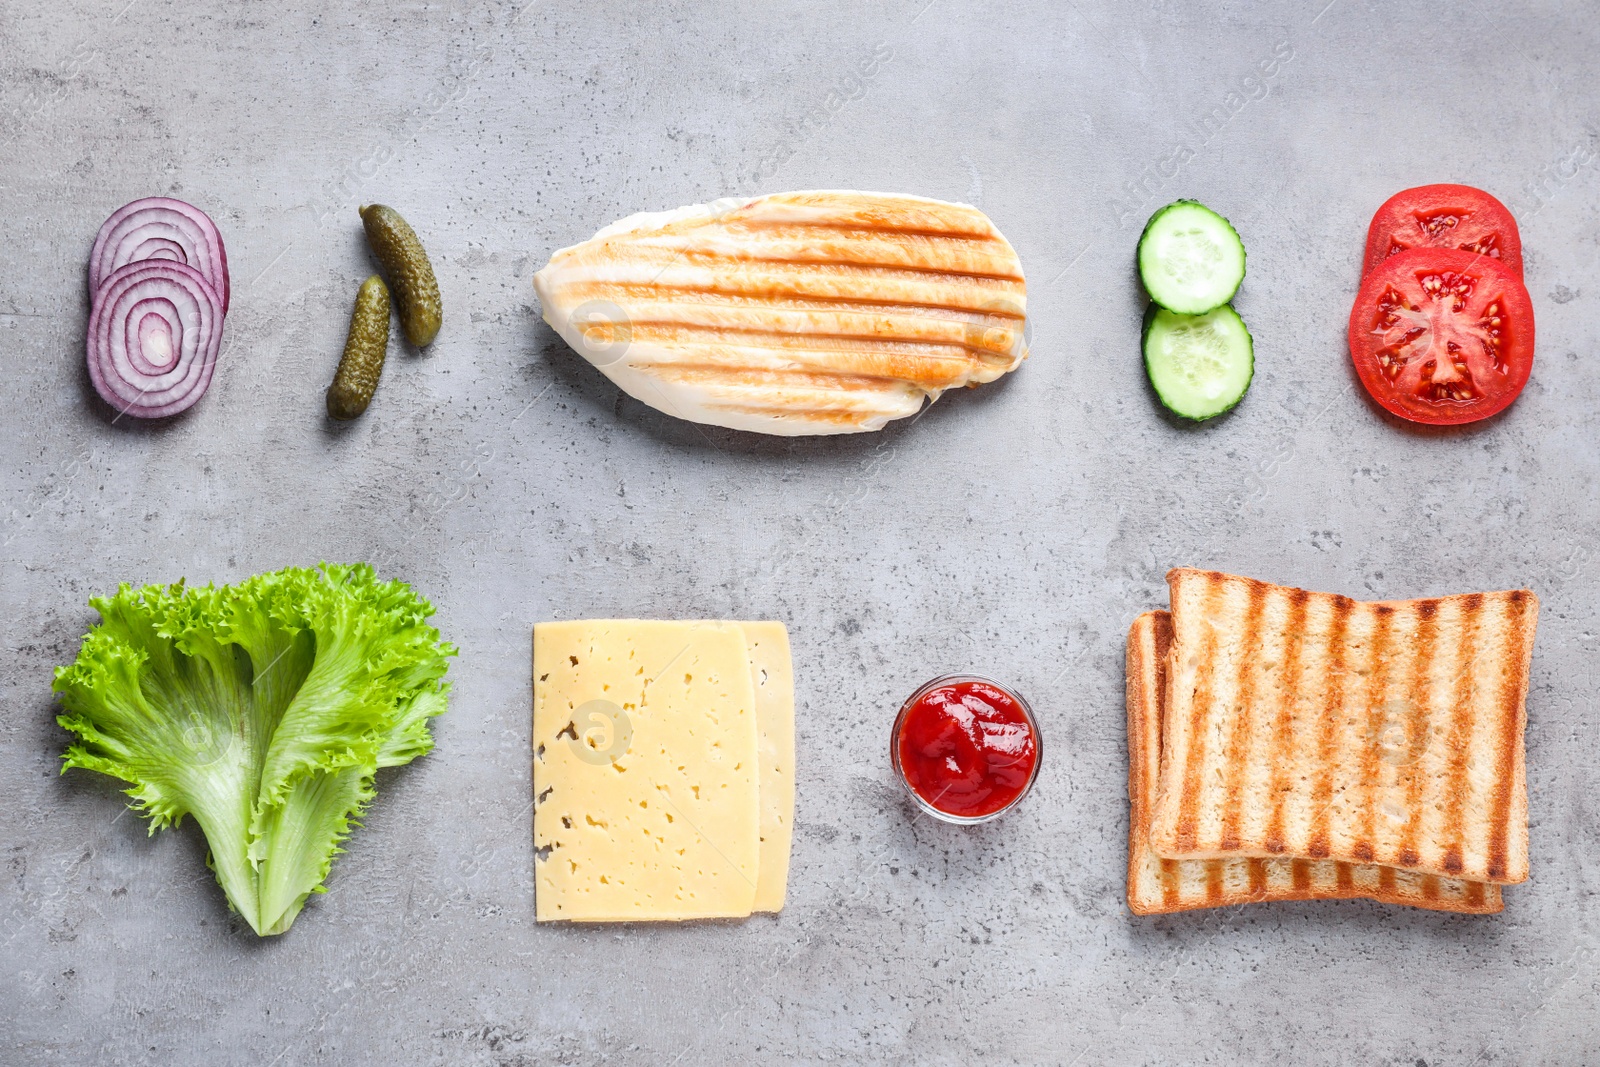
[[1305, 598, 1350, 860], [1348, 605, 1391, 864], [1166, 576, 1228, 853], [1395, 601, 1438, 869], [1218, 585, 1271, 853], [1261, 588, 1311, 854], [1125, 610, 1503, 915], [1147, 570, 1536, 885], [1442, 594, 1484, 877], [1489, 590, 1534, 880]]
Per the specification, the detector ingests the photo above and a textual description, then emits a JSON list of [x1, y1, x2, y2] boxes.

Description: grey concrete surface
[[1, 0, 1598, 1063]]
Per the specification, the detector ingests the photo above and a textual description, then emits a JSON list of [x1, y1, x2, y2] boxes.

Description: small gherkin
[[360, 204, 442, 347], [326, 274, 391, 420]]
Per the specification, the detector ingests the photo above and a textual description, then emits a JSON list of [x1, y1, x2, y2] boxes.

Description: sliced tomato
[[1348, 247, 1535, 426], [1362, 184, 1523, 277]]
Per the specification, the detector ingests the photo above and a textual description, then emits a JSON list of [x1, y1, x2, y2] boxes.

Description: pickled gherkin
[[326, 275, 391, 420], [360, 204, 442, 347]]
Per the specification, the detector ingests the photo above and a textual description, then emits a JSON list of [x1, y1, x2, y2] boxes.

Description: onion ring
[[86, 260, 223, 418], [88, 197, 230, 314]]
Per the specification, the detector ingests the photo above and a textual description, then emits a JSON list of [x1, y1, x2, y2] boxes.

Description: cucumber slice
[[1137, 200, 1246, 314], [1142, 303, 1254, 420]]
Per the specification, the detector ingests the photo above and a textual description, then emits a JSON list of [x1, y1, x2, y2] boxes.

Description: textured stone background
[[2, 1, 1598, 1063]]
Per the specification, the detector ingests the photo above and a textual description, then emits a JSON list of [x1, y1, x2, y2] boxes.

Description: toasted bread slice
[[1127, 611, 1502, 915], [1148, 570, 1536, 885]]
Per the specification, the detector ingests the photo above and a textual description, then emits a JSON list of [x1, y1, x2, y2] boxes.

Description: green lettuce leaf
[[53, 563, 454, 936]]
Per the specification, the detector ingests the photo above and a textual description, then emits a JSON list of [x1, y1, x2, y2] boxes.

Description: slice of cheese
[[739, 621, 794, 913], [533, 620, 760, 922]]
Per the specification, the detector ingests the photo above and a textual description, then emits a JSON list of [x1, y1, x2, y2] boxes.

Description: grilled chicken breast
[[533, 190, 1028, 435], [1126, 610, 1502, 915]]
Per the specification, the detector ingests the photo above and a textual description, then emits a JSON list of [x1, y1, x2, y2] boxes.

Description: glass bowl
[[889, 673, 1042, 825]]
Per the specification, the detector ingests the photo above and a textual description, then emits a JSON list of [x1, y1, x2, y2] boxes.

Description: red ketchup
[[892, 677, 1040, 821]]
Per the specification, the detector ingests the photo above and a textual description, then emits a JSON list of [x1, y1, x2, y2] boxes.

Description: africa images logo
[[1109, 41, 1295, 230], [566, 699, 634, 766]]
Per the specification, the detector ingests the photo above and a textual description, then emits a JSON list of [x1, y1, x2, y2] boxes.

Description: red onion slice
[[87, 260, 223, 418], [89, 197, 230, 314]]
